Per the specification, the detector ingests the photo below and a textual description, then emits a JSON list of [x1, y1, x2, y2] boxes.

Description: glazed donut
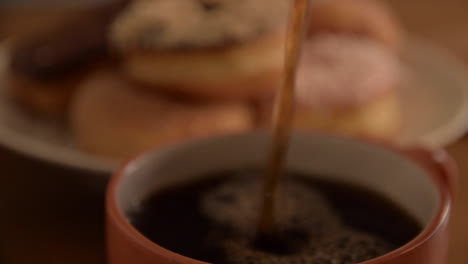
[[71, 71, 255, 160]]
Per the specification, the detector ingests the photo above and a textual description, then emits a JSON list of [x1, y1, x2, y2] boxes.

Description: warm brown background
[[0, 0, 468, 263]]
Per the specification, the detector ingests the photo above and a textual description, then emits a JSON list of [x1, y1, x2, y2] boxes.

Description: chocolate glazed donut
[[5, 0, 129, 116]]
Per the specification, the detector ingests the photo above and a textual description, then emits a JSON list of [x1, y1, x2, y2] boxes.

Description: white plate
[[0, 37, 467, 175], [397, 38, 468, 148], [0, 48, 117, 174]]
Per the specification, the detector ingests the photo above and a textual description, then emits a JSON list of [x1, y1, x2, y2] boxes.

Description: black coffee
[[129, 170, 421, 264]]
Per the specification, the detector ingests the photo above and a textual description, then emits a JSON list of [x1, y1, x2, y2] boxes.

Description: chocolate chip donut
[[111, 0, 290, 100]]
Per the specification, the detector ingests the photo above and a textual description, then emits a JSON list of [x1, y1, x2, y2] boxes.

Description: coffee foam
[[201, 176, 393, 264], [201, 174, 340, 238], [220, 229, 392, 264]]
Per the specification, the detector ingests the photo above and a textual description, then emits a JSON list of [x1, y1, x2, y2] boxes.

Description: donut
[[259, 34, 401, 140], [4, 0, 125, 116], [5, 68, 85, 115], [294, 92, 401, 140], [71, 71, 255, 160], [110, 0, 290, 100], [308, 0, 404, 51]]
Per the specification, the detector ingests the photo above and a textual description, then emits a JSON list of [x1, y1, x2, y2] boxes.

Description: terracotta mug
[[106, 132, 456, 264]]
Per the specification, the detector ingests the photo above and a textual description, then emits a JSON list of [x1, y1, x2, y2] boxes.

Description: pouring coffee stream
[[257, 0, 310, 242]]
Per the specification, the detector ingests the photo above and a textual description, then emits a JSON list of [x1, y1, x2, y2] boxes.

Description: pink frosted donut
[[296, 34, 400, 111], [257, 34, 401, 140]]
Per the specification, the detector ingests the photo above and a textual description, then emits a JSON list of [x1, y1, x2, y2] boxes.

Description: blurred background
[[0, 0, 467, 263]]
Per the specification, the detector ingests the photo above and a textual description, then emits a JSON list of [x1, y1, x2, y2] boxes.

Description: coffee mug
[[106, 132, 456, 264]]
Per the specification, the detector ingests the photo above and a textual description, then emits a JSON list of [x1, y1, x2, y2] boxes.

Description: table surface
[[1, 0, 468, 263]]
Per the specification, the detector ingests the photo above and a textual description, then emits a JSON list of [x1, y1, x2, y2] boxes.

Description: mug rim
[[106, 132, 455, 264]]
